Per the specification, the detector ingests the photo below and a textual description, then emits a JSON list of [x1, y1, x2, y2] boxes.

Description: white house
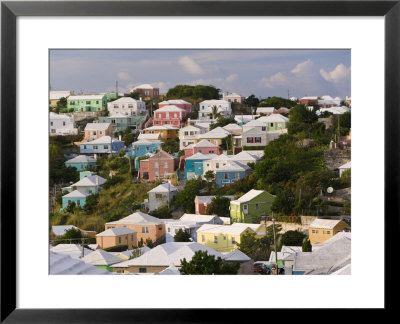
[[242, 127, 267, 147], [223, 92, 245, 103], [338, 161, 351, 177], [242, 119, 268, 133], [147, 183, 178, 212], [179, 125, 207, 149], [202, 154, 232, 174], [49, 112, 78, 135], [107, 97, 147, 116], [198, 100, 232, 120], [256, 107, 276, 115]]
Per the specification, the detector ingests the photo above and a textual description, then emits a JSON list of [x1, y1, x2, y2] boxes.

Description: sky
[[50, 49, 351, 99]]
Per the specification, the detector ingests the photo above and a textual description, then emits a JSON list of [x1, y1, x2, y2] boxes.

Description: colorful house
[[196, 223, 265, 252], [141, 125, 179, 140], [152, 105, 187, 128], [96, 227, 138, 250], [147, 183, 178, 212], [64, 155, 96, 171], [158, 99, 192, 113], [138, 150, 178, 181], [81, 249, 123, 272], [230, 189, 276, 223], [49, 91, 72, 107], [308, 219, 349, 244], [130, 84, 159, 100], [198, 100, 232, 120], [61, 190, 89, 210], [80, 136, 125, 155], [104, 212, 166, 246], [242, 127, 267, 148], [197, 126, 230, 146], [215, 161, 251, 187], [67, 94, 107, 112], [97, 113, 133, 133], [256, 107, 276, 115], [83, 123, 113, 142], [129, 139, 162, 158], [257, 114, 289, 131], [62, 175, 106, 195], [183, 140, 221, 158], [184, 153, 218, 180]]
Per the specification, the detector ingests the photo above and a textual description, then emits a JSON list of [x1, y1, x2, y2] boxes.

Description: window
[[155, 193, 163, 199], [216, 163, 219, 168], [96, 101, 99, 104], [191, 163, 195, 168], [235, 173, 240, 179], [104, 145, 108, 149], [86, 101, 90, 105], [128, 104, 133, 108], [214, 236, 218, 244], [168, 228, 170, 232], [312, 229, 319, 234], [247, 137, 254, 143], [224, 173, 229, 180], [231, 237, 235, 245], [210, 150, 214, 153], [159, 227, 162, 230], [63, 122, 66, 126], [155, 162, 159, 168], [255, 137, 262, 143], [262, 126, 266, 131], [324, 230, 331, 234], [83, 145, 87, 149], [118, 237, 121, 244], [76, 200, 80, 206], [70, 101, 75, 105], [131, 235, 134, 241], [164, 162, 168, 169], [114, 104, 118, 108], [184, 131, 188, 136], [243, 204, 248, 211], [93, 145, 98, 150], [202, 235, 205, 242], [139, 268, 147, 273], [255, 203, 259, 210], [142, 227, 149, 233], [270, 123, 274, 127], [223, 236, 226, 240]]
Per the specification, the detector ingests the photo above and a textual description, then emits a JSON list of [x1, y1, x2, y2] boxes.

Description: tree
[[288, 104, 318, 137], [65, 201, 76, 213], [174, 228, 191, 242], [258, 96, 296, 109], [204, 170, 215, 182], [172, 178, 205, 213], [244, 94, 260, 108], [83, 193, 99, 214], [210, 105, 219, 119], [302, 238, 312, 252], [236, 231, 272, 261], [145, 238, 154, 248], [148, 205, 173, 219], [56, 97, 68, 110], [280, 230, 306, 246], [161, 138, 180, 154], [205, 196, 231, 217], [179, 250, 239, 274]]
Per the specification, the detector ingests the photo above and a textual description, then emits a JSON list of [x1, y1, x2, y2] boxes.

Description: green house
[[258, 114, 289, 131], [97, 113, 133, 133], [67, 94, 107, 112], [230, 189, 276, 223]]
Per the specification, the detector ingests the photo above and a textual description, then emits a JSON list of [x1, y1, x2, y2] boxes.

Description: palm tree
[[211, 105, 218, 119]]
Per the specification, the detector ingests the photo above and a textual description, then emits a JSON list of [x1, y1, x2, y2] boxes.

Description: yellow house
[[195, 126, 231, 147], [142, 125, 179, 140], [50, 91, 72, 107], [308, 219, 349, 244], [196, 223, 266, 252]]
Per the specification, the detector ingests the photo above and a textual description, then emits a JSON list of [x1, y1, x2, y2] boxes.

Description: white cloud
[[320, 64, 351, 83], [178, 56, 204, 75], [291, 59, 313, 75], [225, 74, 238, 82], [260, 72, 288, 88], [117, 72, 132, 81]]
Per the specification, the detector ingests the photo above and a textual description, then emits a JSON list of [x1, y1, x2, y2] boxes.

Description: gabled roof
[[210, 153, 231, 161], [222, 249, 251, 262], [111, 242, 222, 268], [154, 105, 185, 113], [339, 161, 351, 169], [50, 244, 93, 259], [258, 114, 289, 123], [85, 136, 123, 144], [215, 161, 250, 172], [144, 125, 178, 131], [106, 212, 162, 226], [81, 249, 123, 266], [309, 219, 345, 229], [50, 252, 110, 275], [132, 84, 156, 90], [244, 119, 267, 127], [191, 139, 219, 148], [200, 127, 230, 139], [132, 139, 162, 146], [197, 223, 259, 235], [85, 123, 111, 131], [236, 189, 265, 202], [108, 113, 131, 118], [65, 155, 96, 164], [50, 112, 73, 120], [96, 227, 137, 237], [68, 94, 105, 100], [179, 214, 218, 223], [195, 195, 234, 204], [62, 189, 89, 198], [232, 151, 260, 162], [148, 183, 178, 193], [110, 97, 141, 103], [138, 133, 161, 140], [50, 91, 72, 100], [148, 150, 176, 161], [200, 99, 230, 105], [70, 175, 106, 188], [157, 266, 181, 275], [223, 123, 242, 131], [256, 107, 276, 113], [159, 99, 191, 105], [185, 153, 218, 161]]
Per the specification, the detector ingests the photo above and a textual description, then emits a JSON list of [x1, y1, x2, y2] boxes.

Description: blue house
[[80, 136, 125, 155], [62, 190, 89, 210], [65, 155, 97, 171], [129, 139, 162, 158], [215, 161, 251, 187], [62, 175, 106, 195], [184, 153, 218, 180]]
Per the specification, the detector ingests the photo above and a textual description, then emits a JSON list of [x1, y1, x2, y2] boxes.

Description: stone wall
[[323, 148, 351, 171]]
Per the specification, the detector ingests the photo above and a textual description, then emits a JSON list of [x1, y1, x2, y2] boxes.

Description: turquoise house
[[97, 113, 133, 133], [185, 153, 217, 180], [79, 171, 97, 180], [65, 155, 97, 171], [129, 139, 162, 158], [215, 161, 251, 187], [63, 175, 106, 195], [67, 94, 107, 112], [62, 190, 89, 210]]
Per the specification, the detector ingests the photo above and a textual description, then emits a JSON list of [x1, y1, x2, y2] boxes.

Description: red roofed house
[[299, 96, 318, 105]]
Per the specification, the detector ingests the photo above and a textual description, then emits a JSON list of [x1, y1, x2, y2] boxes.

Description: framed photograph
[[1, 0, 398, 321]]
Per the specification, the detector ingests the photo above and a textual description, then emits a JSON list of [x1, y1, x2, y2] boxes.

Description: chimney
[[119, 135, 122, 141], [140, 97, 142, 101]]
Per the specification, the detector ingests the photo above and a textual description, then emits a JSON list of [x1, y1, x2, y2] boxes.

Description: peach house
[[105, 212, 166, 246], [83, 123, 113, 142], [96, 227, 138, 250], [139, 150, 179, 181]]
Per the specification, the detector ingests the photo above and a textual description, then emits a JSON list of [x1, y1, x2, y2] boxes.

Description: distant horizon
[[50, 49, 351, 99]]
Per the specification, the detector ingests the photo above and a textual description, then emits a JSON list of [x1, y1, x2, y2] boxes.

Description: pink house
[[153, 105, 187, 128], [158, 99, 192, 113], [195, 195, 235, 215], [139, 150, 179, 181], [183, 140, 221, 158]]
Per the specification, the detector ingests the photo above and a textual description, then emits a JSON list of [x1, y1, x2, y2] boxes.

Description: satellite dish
[[327, 187, 334, 194]]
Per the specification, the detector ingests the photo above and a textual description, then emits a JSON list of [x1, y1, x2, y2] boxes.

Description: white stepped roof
[[339, 161, 351, 169], [108, 113, 131, 118], [110, 97, 142, 103], [106, 212, 162, 226], [70, 175, 106, 188], [50, 91, 71, 100], [148, 183, 177, 193], [81, 249, 123, 266], [132, 84, 155, 90], [200, 99, 230, 105], [244, 119, 267, 127], [97, 227, 137, 237], [159, 99, 191, 105], [49, 112, 73, 120], [85, 123, 111, 131], [215, 161, 249, 172], [197, 223, 259, 235], [223, 123, 242, 131], [66, 155, 96, 164], [132, 139, 162, 146], [179, 214, 217, 223], [138, 133, 161, 140], [154, 105, 185, 112], [236, 189, 265, 202], [192, 139, 219, 148], [69, 95, 104, 100], [158, 266, 181, 275], [185, 153, 218, 161], [111, 242, 222, 268], [50, 244, 93, 259], [232, 151, 260, 161], [258, 114, 289, 123], [86, 136, 123, 144], [50, 252, 110, 275], [62, 190, 89, 198], [144, 125, 178, 130], [222, 249, 251, 262], [309, 219, 344, 229]]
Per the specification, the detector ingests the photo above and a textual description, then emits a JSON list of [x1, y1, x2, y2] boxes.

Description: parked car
[[253, 261, 270, 272]]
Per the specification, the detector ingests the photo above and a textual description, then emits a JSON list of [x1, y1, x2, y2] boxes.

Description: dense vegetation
[[166, 85, 220, 101]]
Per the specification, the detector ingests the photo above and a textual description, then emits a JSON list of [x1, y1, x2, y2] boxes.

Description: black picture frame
[[1, 0, 398, 322]]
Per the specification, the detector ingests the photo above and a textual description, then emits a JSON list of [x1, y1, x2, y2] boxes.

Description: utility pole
[[81, 238, 85, 258], [272, 215, 278, 275], [167, 180, 170, 209]]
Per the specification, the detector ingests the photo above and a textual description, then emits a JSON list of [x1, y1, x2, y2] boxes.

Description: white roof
[[132, 139, 162, 146], [200, 99, 230, 105], [96, 227, 137, 237], [210, 153, 231, 161], [159, 99, 191, 105], [195, 195, 234, 205], [69, 95, 104, 100], [154, 105, 185, 113], [111, 242, 222, 268], [110, 97, 142, 103], [66, 155, 96, 164], [132, 84, 155, 90], [144, 125, 178, 131], [50, 252, 110, 275], [309, 219, 344, 229], [185, 153, 218, 161], [106, 212, 162, 226], [85, 123, 111, 131], [191, 139, 218, 148], [70, 175, 106, 188], [62, 189, 89, 198], [81, 249, 123, 266], [50, 91, 71, 100], [86, 136, 123, 144], [258, 114, 289, 123], [222, 249, 251, 262], [300, 96, 318, 100], [339, 161, 351, 169], [244, 150, 264, 158], [224, 92, 242, 98], [179, 214, 218, 223], [244, 119, 267, 127], [256, 107, 275, 113], [232, 151, 260, 162], [108, 112, 131, 118], [49, 112, 73, 120], [236, 189, 265, 202], [50, 244, 93, 259], [215, 161, 250, 172], [223, 123, 242, 131], [148, 183, 178, 193], [200, 127, 230, 139], [157, 266, 181, 275], [51, 225, 79, 236], [197, 223, 259, 235], [138, 133, 161, 140]]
